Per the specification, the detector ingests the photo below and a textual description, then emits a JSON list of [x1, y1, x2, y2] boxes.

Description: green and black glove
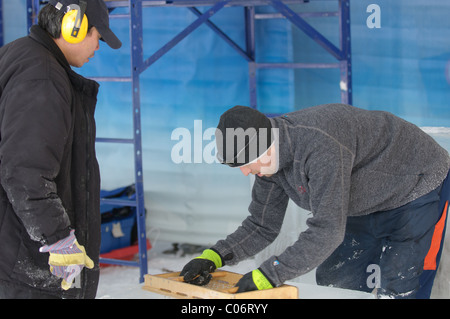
[[235, 269, 274, 293], [180, 249, 223, 286]]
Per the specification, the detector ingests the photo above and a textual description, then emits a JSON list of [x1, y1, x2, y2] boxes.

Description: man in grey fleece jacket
[[180, 104, 450, 298]]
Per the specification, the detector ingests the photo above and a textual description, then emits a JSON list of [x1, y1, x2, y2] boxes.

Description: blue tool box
[[100, 185, 137, 254]]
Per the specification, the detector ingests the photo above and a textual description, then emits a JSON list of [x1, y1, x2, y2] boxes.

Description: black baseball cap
[[216, 105, 273, 167], [48, 0, 122, 49]]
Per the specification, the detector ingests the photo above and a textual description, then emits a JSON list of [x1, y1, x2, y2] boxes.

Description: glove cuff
[[252, 269, 274, 290], [196, 249, 222, 269], [39, 229, 77, 253]]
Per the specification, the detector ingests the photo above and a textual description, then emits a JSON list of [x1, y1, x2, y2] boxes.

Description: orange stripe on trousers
[[424, 201, 448, 270]]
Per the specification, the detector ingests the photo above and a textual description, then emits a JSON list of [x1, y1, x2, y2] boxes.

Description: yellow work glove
[[39, 230, 94, 290], [235, 268, 274, 293]]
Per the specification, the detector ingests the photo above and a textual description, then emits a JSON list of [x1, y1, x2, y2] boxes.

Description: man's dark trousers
[[316, 172, 449, 298]]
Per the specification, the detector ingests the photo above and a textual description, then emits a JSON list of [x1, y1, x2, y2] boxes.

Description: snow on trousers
[[316, 171, 450, 298]]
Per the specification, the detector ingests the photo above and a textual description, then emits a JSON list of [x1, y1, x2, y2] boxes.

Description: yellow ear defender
[[57, 1, 88, 44]]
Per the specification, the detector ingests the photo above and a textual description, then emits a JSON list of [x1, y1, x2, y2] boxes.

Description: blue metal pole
[[256, 62, 340, 69], [245, 6, 257, 109], [245, 6, 255, 61], [26, 0, 33, 32], [26, 0, 40, 32], [339, 0, 352, 105], [129, 0, 148, 283], [141, 0, 316, 6]]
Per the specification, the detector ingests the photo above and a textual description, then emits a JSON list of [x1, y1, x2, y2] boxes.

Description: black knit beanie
[[215, 105, 273, 167]]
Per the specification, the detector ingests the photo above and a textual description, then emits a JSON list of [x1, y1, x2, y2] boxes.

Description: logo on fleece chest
[[282, 175, 310, 208], [297, 185, 307, 194], [285, 172, 308, 195]]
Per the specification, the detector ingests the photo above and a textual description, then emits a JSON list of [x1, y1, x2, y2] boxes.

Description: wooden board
[[142, 271, 298, 299]]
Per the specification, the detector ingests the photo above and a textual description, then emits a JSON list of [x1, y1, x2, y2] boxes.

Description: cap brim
[[98, 27, 122, 49]]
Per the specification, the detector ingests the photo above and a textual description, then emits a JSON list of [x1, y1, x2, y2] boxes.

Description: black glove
[[180, 258, 215, 285], [235, 269, 274, 293], [180, 249, 222, 286]]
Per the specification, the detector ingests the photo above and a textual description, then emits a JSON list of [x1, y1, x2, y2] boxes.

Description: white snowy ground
[[96, 237, 449, 299], [96, 239, 376, 299]]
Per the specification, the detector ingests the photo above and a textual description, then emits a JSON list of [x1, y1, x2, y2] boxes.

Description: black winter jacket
[[0, 25, 101, 298]]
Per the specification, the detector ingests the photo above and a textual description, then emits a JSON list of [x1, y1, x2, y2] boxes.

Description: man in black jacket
[[0, 0, 121, 298]]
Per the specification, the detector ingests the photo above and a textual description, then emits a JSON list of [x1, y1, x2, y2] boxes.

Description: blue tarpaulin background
[[2, 1, 450, 245]]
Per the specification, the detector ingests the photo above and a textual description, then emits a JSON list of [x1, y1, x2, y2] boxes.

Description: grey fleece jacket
[[212, 103, 450, 287]]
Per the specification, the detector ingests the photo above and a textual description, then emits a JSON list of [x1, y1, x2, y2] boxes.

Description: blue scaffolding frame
[[104, 0, 352, 108], [26, 0, 351, 284]]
